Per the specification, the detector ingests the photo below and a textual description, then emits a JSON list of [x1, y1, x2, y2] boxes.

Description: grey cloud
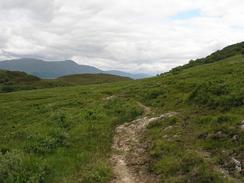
[[0, 0, 56, 21], [0, 0, 243, 74]]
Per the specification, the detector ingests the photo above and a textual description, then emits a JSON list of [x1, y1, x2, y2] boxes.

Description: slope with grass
[[171, 41, 244, 72], [58, 73, 131, 85], [121, 54, 244, 183], [0, 70, 42, 92], [0, 82, 144, 182], [0, 70, 131, 93], [0, 43, 244, 183]]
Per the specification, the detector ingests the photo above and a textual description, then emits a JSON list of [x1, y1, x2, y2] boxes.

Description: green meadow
[[1, 43, 244, 182]]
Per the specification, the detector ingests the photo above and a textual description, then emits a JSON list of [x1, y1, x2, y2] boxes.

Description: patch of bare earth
[[110, 108, 176, 183]]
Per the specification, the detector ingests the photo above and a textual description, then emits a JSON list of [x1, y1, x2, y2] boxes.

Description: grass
[[127, 55, 244, 182], [0, 82, 143, 182], [57, 73, 131, 85], [0, 71, 131, 93], [1, 45, 244, 182]]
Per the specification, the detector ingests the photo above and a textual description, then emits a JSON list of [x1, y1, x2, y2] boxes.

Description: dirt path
[[110, 102, 176, 183]]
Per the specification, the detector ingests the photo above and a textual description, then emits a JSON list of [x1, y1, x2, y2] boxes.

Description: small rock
[[232, 157, 242, 173], [232, 135, 239, 141], [163, 135, 168, 139], [164, 126, 173, 131], [198, 132, 208, 139], [104, 95, 116, 101], [211, 131, 227, 139], [240, 120, 244, 130], [148, 117, 159, 122]]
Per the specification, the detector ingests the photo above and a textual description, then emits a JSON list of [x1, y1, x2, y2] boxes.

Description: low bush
[[51, 111, 69, 128], [0, 150, 49, 183], [24, 131, 69, 154], [188, 81, 244, 110], [81, 162, 112, 183], [1, 85, 16, 93]]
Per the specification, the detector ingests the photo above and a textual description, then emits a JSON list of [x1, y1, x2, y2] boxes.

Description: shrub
[[0, 150, 49, 183], [51, 111, 69, 128], [104, 98, 143, 123], [241, 49, 244, 55], [1, 85, 16, 93], [82, 162, 112, 183], [186, 164, 223, 183], [24, 131, 69, 154], [180, 152, 204, 174], [188, 81, 244, 110]]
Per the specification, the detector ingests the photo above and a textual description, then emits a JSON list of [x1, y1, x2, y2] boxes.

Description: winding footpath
[[110, 102, 176, 183]]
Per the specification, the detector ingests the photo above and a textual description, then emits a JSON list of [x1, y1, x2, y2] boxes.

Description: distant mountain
[[0, 58, 101, 79], [106, 70, 149, 80], [0, 58, 149, 79]]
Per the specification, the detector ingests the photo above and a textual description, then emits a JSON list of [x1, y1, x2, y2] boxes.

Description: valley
[[0, 42, 244, 183]]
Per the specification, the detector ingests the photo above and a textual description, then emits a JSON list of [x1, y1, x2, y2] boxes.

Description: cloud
[[0, 0, 243, 74]]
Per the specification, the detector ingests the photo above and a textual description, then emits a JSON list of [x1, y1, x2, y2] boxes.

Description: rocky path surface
[[110, 102, 176, 183]]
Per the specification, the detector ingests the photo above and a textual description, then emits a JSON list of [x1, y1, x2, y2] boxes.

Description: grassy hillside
[[122, 54, 244, 183], [171, 41, 244, 72], [0, 70, 41, 92], [0, 71, 131, 93], [58, 73, 131, 85], [0, 70, 40, 83], [0, 43, 244, 182]]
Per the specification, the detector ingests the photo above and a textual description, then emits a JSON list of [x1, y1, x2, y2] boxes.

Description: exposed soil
[[110, 102, 176, 183]]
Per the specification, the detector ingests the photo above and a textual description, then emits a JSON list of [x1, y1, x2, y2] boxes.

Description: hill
[[0, 58, 102, 78], [0, 69, 40, 84], [171, 41, 244, 72], [0, 70, 131, 93], [0, 42, 244, 183], [0, 70, 41, 92], [0, 58, 148, 79], [106, 70, 149, 79], [58, 73, 131, 85]]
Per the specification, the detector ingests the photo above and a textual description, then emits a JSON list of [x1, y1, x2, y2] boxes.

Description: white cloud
[[0, 0, 243, 74]]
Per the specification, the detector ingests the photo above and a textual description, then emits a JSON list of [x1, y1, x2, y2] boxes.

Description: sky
[[0, 0, 243, 75]]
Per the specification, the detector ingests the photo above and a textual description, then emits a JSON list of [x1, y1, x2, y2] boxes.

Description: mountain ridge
[[0, 58, 149, 79]]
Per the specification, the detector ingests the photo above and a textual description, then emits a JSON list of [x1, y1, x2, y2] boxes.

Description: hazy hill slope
[[58, 73, 131, 85], [0, 58, 102, 78], [0, 58, 148, 79], [107, 70, 149, 79], [0, 70, 131, 93]]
